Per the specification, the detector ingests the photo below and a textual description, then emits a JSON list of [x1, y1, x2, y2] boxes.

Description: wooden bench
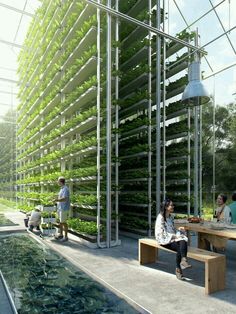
[[139, 238, 226, 294]]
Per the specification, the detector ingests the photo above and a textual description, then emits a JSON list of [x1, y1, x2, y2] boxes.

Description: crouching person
[[28, 206, 41, 231]]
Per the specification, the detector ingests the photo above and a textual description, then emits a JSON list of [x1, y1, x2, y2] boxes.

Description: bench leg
[[205, 257, 226, 294], [139, 242, 157, 265]]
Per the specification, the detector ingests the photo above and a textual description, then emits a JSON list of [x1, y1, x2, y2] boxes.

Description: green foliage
[[67, 218, 103, 236], [202, 102, 236, 194]]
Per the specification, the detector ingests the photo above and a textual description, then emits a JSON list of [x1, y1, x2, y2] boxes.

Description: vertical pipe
[[148, 0, 152, 237], [156, 0, 161, 215], [96, 0, 103, 248], [15, 110, 18, 210], [193, 30, 199, 217], [106, 0, 112, 248], [212, 77, 216, 209], [162, 0, 166, 201], [114, 0, 119, 245], [199, 104, 202, 215], [194, 104, 199, 216], [187, 107, 191, 217]]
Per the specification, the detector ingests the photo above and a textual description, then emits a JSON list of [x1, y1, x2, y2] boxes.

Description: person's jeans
[[162, 240, 188, 268]]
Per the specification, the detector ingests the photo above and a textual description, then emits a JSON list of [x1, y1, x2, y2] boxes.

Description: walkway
[[1, 209, 236, 314]]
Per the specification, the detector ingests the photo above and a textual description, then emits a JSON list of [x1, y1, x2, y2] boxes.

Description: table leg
[[198, 232, 208, 249]]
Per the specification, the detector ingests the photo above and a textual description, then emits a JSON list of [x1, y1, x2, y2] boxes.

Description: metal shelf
[[120, 46, 148, 70], [62, 26, 98, 71], [166, 61, 188, 79], [120, 73, 149, 96], [166, 155, 188, 162], [166, 131, 188, 141], [120, 151, 149, 160], [60, 146, 97, 161], [120, 99, 150, 118], [166, 108, 188, 120], [166, 42, 184, 58], [166, 178, 188, 184], [166, 85, 185, 100], [119, 178, 149, 182], [61, 4, 94, 48], [121, 25, 148, 49], [40, 115, 61, 135], [127, 0, 147, 18], [61, 86, 97, 117], [19, 1, 57, 93], [62, 57, 98, 94], [61, 116, 97, 139], [120, 125, 148, 139], [120, 202, 149, 208]]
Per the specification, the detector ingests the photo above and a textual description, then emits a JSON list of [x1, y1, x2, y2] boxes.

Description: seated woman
[[203, 194, 231, 252], [214, 194, 231, 224], [155, 198, 191, 280], [28, 207, 41, 231]]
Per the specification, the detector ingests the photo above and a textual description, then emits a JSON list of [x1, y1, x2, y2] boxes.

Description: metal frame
[[114, 0, 120, 246], [86, 0, 206, 53], [96, 0, 103, 248], [147, 0, 152, 237], [106, 0, 112, 248], [155, 0, 162, 215], [0, 2, 33, 17], [162, 0, 166, 202]]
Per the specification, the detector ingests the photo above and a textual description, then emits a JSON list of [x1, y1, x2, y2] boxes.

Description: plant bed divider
[[54, 225, 101, 248]]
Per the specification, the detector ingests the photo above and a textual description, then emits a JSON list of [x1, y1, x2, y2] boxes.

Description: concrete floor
[[1, 209, 236, 314]]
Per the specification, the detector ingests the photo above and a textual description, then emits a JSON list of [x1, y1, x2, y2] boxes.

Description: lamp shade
[[182, 61, 210, 105]]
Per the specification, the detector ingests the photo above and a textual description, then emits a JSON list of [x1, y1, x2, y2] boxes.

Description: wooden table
[[175, 222, 236, 249]]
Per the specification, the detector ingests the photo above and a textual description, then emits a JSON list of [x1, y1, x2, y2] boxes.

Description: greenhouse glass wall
[[1, 0, 235, 247]]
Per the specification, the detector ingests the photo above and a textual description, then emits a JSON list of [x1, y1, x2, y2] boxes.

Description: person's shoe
[[175, 268, 184, 280], [59, 237, 68, 242], [180, 257, 192, 270], [54, 234, 63, 240]]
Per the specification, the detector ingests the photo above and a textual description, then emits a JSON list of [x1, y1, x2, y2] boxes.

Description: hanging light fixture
[[182, 61, 210, 105]]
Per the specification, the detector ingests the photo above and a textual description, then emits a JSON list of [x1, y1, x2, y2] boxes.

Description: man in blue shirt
[[229, 192, 236, 224], [54, 177, 70, 241]]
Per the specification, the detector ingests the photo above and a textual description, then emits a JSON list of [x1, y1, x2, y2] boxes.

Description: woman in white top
[[203, 194, 231, 252], [155, 199, 191, 280], [214, 194, 231, 224]]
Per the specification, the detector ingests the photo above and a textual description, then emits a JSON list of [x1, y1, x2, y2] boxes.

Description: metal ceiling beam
[[0, 90, 17, 95], [0, 38, 22, 49], [0, 103, 16, 107], [0, 115, 15, 120], [173, 0, 214, 73], [203, 61, 236, 80], [0, 66, 16, 72], [182, 0, 226, 32], [12, 0, 29, 50], [0, 2, 33, 17], [86, 0, 206, 53], [168, 24, 236, 70], [0, 77, 18, 84], [209, 0, 236, 55]]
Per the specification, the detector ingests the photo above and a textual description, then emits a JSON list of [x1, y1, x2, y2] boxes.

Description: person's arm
[[55, 197, 68, 202], [54, 188, 69, 202]]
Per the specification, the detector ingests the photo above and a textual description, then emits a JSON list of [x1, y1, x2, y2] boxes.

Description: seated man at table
[[229, 192, 236, 224]]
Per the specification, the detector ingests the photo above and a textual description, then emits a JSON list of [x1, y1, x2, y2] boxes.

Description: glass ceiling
[[0, 0, 235, 119], [0, 0, 40, 118]]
